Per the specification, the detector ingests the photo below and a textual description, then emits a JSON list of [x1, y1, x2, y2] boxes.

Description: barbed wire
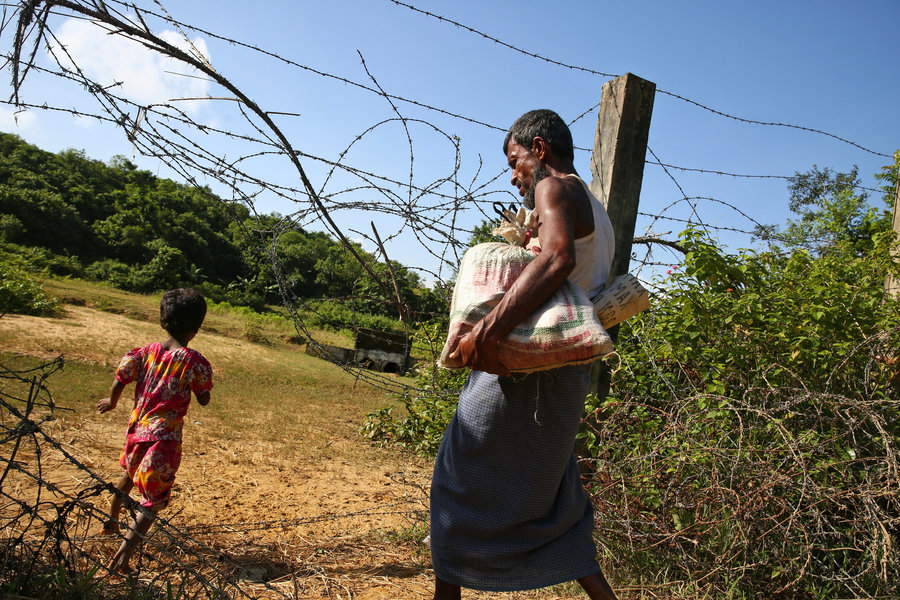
[[5, 2, 883, 189], [0, 356, 430, 597], [0, 0, 886, 417], [585, 386, 900, 597], [387, 0, 891, 159], [0, 0, 885, 447], [49, 0, 508, 133], [1, 1, 897, 598], [386, 0, 619, 79]]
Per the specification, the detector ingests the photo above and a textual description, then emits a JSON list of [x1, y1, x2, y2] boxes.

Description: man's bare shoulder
[[535, 174, 589, 207], [536, 173, 581, 198], [534, 174, 593, 238]]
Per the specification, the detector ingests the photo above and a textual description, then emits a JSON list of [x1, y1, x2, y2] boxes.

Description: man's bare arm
[[449, 177, 578, 374]]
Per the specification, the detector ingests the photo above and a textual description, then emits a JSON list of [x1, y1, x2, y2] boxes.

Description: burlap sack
[[438, 242, 614, 373], [593, 273, 651, 329]]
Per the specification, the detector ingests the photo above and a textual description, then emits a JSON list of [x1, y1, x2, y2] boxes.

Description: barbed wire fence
[[0, 0, 897, 597], [0, 355, 430, 598], [580, 326, 900, 599]]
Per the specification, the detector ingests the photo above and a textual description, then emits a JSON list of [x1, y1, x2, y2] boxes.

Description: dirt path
[[0, 306, 589, 599]]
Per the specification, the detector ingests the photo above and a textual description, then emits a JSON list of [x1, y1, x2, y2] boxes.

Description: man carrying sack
[[430, 110, 620, 600]]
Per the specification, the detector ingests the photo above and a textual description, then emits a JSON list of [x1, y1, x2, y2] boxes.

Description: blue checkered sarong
[[429, 364, 600, 591]]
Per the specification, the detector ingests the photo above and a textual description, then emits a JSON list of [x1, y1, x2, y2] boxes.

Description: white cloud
[[349, 237, 371, 252], [0, 106, 38, 131], [72, 114, 98, 129], [51, 17, 213, 115]]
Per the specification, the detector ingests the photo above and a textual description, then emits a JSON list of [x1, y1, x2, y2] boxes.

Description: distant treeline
[[0, 133, 447, 320]]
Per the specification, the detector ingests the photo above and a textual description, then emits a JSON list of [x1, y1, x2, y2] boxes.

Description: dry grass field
[[0, 280, 606, 599]]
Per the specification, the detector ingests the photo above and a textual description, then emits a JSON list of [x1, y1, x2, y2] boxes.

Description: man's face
[[506, 141, 548, 210]]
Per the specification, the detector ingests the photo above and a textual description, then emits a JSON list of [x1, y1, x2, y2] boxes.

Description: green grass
[[6, 277, 411, 460], [39, 276, 355, 350], [0, 351, 108, 409], [41, 277, 158, 321], [0, 277, 422, 600]]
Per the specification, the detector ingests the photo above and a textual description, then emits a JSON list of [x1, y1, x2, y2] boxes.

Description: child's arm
[[98, 379, 127, 414], [195, 389, 211, 406]]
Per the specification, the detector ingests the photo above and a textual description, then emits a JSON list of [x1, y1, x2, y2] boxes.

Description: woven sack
[[593, 273, 651, 329], [438, 242, 614, 373]]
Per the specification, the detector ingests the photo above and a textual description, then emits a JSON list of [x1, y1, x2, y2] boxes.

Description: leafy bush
[[0, 213, 25, 241], [583, 227, 900, 599], [0, 260, 60, 316], [0, 243, 83, 277], [361, 321, 466, 455], [126, 241, 189, 292], [361, 363, 466, 455], [303, 300, 405, 334], [84, 257, 132, 284]]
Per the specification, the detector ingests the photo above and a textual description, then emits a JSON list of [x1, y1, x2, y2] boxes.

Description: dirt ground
[[0, 306, 595, 599]]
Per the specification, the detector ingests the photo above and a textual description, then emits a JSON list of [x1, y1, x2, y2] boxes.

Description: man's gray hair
[[502, 109, 574, 161]]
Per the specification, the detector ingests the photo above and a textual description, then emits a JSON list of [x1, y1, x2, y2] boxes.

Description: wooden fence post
[[886, 170, 900, 299], [587, 72, 655, 397]]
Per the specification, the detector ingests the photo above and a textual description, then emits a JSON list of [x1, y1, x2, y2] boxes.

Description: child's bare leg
[[103, 472, 133, 535], [108, 510, 155, 573], [102, 472, 133, 536]]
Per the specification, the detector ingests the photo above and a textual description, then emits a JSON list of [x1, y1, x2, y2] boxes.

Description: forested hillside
[[0, 132, 443, 319]]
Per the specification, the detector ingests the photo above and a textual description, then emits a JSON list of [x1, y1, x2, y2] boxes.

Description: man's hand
[[97, 397, 116, 414], [448, 331, 511, 377]]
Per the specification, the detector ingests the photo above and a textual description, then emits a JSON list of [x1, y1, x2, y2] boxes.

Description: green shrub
[[583, 227, 900, 599], [240, 314, 271, 345], [361, 321, 466, 455], [0, 260, 60, 316], [126, 241, 188, 292], [84, 257, 133, 284], [0, 213, 25, 242], [304, 300, 404, 333], [360, 363, 466, 455], [0, 242, 83, 277]]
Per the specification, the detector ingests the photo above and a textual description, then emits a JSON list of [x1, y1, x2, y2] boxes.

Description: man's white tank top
[[567, 175, 615, 299]]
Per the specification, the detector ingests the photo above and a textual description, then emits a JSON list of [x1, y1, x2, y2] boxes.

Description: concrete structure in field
[[305, 343, 353, 364], [353, 328, 410, 374], [305, 327, 411, 375]]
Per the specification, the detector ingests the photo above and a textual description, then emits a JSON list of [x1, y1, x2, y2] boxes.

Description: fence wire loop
[[2, 1, 897, 598]]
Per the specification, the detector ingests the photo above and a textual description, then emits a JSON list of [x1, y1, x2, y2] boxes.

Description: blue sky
[[2, 0, 898, 283]]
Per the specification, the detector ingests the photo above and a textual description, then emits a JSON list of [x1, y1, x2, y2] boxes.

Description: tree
[[0, 134, 255, 294], [275, 229, 336, 298], [468, 218, 504, 246], [0, 186, 87, 253], [758, 165, 894, 257], [0, 131, 455, 322]]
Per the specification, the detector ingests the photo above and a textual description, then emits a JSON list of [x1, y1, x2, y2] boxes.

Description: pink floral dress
[[115, 343, 212, 509]]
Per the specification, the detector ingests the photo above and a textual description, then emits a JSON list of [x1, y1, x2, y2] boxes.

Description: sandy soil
[[0, 306, 592, 599]]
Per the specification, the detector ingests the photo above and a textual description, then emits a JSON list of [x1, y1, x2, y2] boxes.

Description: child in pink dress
[[98, 288, 213, 573]]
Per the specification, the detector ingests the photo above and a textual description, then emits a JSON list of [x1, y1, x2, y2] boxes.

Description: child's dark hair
[[160, 288, 207, 337]]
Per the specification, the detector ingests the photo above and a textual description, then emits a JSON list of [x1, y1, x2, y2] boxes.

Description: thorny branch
[[2, 2, 896, 598], [0, 357, 429, 598]]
